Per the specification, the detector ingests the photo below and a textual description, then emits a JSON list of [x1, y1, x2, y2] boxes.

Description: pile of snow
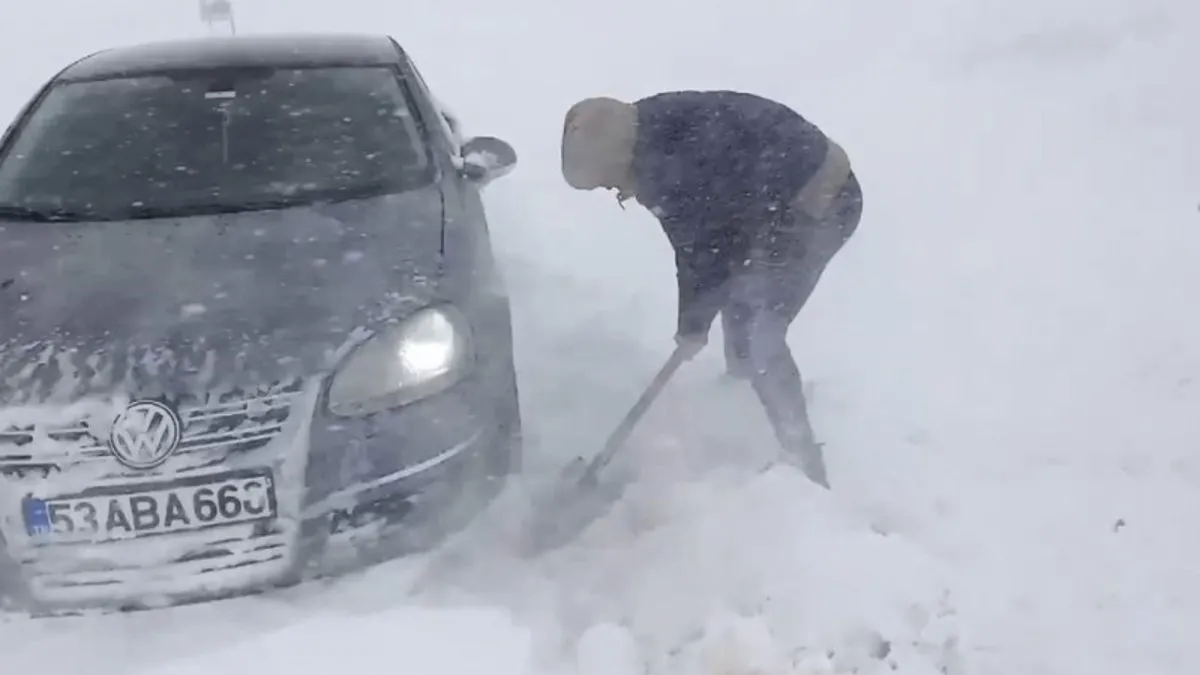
[[489, 467, 970, 675], [123, 466, 968, 675]]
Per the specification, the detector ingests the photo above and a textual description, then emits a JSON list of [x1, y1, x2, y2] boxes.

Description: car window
[[0, 65, 432, 221]]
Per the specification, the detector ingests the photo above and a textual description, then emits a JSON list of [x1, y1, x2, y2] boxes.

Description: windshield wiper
[[121, 199, 309, 220], [0, 205, 91, 222], [120, 186, 401, 220]]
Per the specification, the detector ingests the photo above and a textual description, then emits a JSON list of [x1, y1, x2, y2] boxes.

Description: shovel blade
[[522, 457, 626, 555], [558, 455, 590, 485]]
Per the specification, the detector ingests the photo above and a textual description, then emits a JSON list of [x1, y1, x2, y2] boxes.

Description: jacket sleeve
[[667, 216, 735, 339]]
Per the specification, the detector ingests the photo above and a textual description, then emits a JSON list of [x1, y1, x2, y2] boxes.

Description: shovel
[[523, 346, 690, 554]]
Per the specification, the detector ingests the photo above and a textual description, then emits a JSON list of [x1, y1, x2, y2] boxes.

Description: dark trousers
[[719, 174, 863, 486]]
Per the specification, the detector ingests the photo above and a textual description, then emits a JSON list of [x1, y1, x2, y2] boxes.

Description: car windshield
[[0, 65, 432, 221]]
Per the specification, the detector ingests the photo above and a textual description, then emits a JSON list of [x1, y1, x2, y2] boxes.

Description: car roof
[[57, 33, 403, 81]]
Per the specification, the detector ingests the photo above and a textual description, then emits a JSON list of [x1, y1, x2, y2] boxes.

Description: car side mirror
[[459, 136, 517, 185]]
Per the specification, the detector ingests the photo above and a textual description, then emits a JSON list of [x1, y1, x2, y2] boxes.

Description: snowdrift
[[130, 467, 968, 675]]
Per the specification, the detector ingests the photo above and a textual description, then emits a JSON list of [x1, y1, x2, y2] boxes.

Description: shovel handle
[[581, 346, 690, 482]]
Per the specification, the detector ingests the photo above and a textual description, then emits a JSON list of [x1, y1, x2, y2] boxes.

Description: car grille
[[0, 378, 315, 607], [0, 379, 305, 478]]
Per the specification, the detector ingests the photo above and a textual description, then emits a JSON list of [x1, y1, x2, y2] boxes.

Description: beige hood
[[560, 97, 638, 192]]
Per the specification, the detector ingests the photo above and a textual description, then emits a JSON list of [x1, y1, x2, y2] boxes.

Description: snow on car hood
[[0, 186, 445, 407]]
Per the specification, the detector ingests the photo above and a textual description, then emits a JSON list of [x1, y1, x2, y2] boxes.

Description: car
[[0, 33, 523, 614]]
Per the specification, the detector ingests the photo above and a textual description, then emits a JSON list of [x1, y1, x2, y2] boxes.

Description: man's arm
[[666, 216, 737, 340]]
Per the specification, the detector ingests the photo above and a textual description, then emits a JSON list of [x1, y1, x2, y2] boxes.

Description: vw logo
[[108, 400, 183, 470]]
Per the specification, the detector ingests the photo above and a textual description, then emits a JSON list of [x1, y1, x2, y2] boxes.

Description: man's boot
[[747, 346, 830, 488], [775, 422, 829, 488]]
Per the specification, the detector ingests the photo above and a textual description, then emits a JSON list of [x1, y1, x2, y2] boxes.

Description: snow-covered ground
[[3, 0, 1200, 673]]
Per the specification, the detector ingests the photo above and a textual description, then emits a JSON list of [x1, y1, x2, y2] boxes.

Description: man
[[559, 90, 863, 488]]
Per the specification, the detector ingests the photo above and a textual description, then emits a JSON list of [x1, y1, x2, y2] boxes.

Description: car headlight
[[326, 305, 473, 417]]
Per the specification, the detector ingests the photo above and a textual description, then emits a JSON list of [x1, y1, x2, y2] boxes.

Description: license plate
[[21, 471, 277, 543]]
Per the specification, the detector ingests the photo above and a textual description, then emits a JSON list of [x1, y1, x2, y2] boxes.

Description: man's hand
[[674, 332, 708, 360]]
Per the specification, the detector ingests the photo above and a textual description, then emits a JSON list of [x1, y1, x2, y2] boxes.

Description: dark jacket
[[631, 90, 833, 338]]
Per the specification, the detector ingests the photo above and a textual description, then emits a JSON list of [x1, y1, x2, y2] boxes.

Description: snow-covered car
[[0, 33, 523, 614]]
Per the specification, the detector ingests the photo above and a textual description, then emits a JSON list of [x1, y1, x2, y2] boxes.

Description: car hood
[[0, 186, 445, 405]]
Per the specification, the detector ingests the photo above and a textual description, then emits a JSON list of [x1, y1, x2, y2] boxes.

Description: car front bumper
[[0, 372, 517, 615]]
